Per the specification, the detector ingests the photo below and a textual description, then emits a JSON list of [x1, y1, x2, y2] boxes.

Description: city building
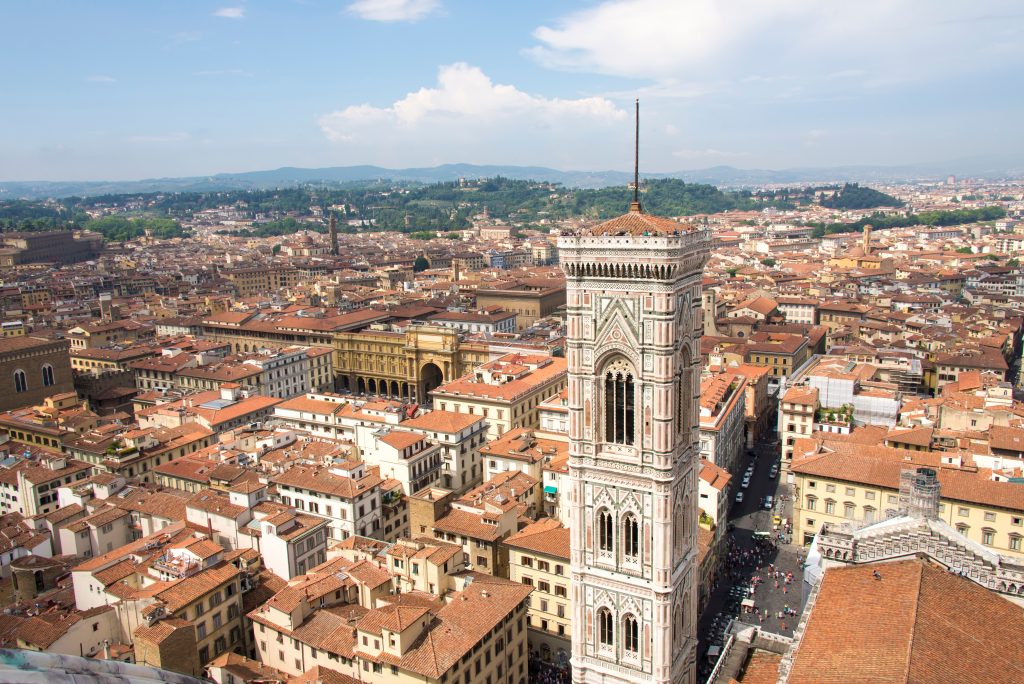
[[474, 279, 566, 331], [431, 353, 567, 439], [791, 435, 1024, 555], [503, 518, 571, 667], [698, 373, 748, 475], [0, 336, 74, 412], [271, 459, 383, 542], [0, 230, 102, 266], [396, 409, 487, 493]]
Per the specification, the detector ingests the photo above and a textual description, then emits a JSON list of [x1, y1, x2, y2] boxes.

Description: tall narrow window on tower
[[604, 360, 635, 445], [623, 513, 640, 559], [598, 608, 614, 647], [598, 509, 614, 552], [623, 614, 640, 654]]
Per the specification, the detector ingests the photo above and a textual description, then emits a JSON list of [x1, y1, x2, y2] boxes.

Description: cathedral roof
[[586, 206, 699, 237]]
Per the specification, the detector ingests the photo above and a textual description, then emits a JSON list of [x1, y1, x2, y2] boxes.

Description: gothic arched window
[[14, 369, 27, 393], [623, 513, 640, 559], [598, 508, 614, 552], [41, 364, 54, 387], [623, 614, 639, 654], [598, 608, 614, 647], [603, 359, 635, 445]]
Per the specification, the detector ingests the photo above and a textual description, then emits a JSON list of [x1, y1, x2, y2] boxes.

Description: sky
[[1, 0, 1023, 181]]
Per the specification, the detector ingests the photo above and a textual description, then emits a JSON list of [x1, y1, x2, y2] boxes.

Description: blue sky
[[2, 0, 1022, 180]]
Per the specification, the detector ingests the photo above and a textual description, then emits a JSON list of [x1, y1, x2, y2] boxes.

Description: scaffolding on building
[[896, 467, 941, 520]]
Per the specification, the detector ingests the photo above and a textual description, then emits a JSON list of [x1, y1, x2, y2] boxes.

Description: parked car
[[763, 495, 774, 510], [741, 476, 751, 489], [769, 465, 779, 479], [735, 491, 744, 503]]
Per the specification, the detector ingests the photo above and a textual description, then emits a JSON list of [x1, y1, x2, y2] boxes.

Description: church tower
[[558, 103, 710, 684]]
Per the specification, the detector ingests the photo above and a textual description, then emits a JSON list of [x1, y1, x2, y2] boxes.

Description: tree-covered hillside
[[0, 177, 922, 239], [819, 183, 903, 209]]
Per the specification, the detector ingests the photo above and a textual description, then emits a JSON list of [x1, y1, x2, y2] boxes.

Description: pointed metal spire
[[630, 98, 642, 213]]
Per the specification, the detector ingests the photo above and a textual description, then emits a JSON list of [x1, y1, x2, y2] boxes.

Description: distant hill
[[2, 156, 1021, 200]]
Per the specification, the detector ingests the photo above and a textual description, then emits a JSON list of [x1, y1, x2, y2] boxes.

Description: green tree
[[955, 247, 973, 254], [761, 258, 776, 267], [413, 255, 430, 272], [819, 183, 902, 209]]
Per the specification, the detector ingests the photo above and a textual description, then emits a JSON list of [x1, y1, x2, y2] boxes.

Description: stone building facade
[[0, 336, 75, 412]]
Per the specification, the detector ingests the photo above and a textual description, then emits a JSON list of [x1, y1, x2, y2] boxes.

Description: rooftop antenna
[[630, 98, 642, 213]]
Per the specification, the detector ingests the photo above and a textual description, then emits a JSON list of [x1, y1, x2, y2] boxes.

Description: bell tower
[[558, 102, 710, 684]]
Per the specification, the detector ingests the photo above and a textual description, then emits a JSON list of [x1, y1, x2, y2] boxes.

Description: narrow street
[[697, 435, 806, 682]]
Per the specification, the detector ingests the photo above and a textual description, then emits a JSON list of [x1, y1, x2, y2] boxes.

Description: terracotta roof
[[394, 574, 531, 679], [207, 652, 288, 683], [357, 604, 431, 636], [699, 459, 732, 492], [288, 666, 360, 684], [480, 427, 567, 464], [400, 410, 484, 434], [782, 386, 818, 405], [988, 425, 1024, 453], [272, 464, 383, 499], [433, 509, 503, 542], [16, 607, 111, 649], [787, 559, 1024, 684], [133, 617, 194, 645], [187, 490, 246, 518], [0, 335, 65, 355], [739, 651, 781, 684], [885, 426, 934, 448], [792, 439, 1024, 511], [586, 208, 699, 236], [378, 431, 424, 450], [432, 357, 566, 402], [154, 560, 239, 613], [502, 518, 569, 559]]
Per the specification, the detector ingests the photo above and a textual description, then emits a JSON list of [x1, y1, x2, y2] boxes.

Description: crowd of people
[[529, 657, 571, 684]]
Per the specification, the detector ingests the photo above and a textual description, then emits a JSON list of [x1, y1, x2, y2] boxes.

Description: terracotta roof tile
[[787, 559, 1024, 684], [502, 518, 569, 559], [586, 209, 700, 236]]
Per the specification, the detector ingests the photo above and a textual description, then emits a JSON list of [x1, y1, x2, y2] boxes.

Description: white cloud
[[346, 0, 440, 23], [84, 75, 115, 83], [528, 0, 1020, 86], [213, 7, 245, 19], [318, 63, 624, 142]]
